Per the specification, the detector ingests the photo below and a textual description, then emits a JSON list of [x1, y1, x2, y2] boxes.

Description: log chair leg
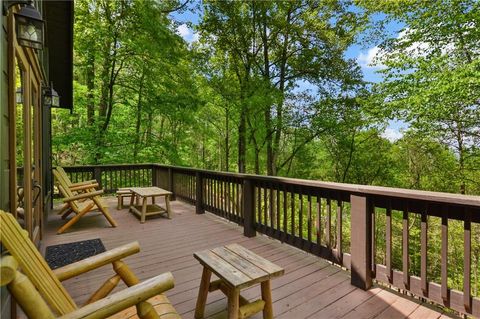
[[195, 267, 212, 319], [130, 193, 135, 207], [166, 195, 172, 219], [261, 280, 273, 319], [93, 196, 118, 227], [57, 203, 94, 234], [57, 203, 69, 215], [61, 208, 73, 220], [117, 195, 122, 210], [113, 261, 158, 319], [141, 196, 147, 223], [85, 274, 121, 305], [228, 288, 240, 319]]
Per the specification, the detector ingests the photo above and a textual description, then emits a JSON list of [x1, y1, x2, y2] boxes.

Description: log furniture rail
[[57, 163, 480, 317]]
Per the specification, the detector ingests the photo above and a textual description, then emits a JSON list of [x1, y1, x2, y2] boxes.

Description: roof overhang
[[44, 0, 73, 110]]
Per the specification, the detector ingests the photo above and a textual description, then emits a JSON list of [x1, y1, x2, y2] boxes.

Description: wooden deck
[[42, 197, 454, 319]]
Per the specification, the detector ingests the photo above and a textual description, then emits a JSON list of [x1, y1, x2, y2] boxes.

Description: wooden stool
[[194, 244, 284, 319], [116, 189, 132, 210]]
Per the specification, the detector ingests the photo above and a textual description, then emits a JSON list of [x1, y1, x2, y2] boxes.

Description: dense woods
[[51, 0, 480, 300], [53, 0, 480, 196]]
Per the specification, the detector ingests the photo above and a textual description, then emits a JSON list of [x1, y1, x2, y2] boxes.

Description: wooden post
[[168, 167, 175, 201], [196, 172, 204, 214], [242, 179, 256, 237], [350, 194, 372, 290], [94, 167, 102, 189], [151, 165, 158, 187]]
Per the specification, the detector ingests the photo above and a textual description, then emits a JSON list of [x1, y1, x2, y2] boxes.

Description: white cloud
[[357, 46, 384, 69], [177, 24, 190, 37], [176, 23, 199, 43], [382, 128, 403, 142]]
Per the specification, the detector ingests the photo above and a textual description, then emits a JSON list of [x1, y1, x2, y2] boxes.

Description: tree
[[361, 0, 480, 194]]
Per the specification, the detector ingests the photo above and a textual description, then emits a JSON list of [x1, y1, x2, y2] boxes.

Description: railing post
[[94, 167, 102, 189], [242, 179, 256, 237], [151, 165, 158, 187], [196, 172, 204, 214], [168, 167, 175, 201], [350, 194, 373, 290]]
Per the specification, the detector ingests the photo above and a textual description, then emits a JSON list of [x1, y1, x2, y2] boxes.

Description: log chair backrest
[[53, 169, 80, 212], [56, 166, 74, 186], [0, 211, 77, 315]]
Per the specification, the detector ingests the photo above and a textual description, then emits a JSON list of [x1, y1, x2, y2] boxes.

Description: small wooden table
[[128, 187, 172, 223], [194, 244, 284, 319]]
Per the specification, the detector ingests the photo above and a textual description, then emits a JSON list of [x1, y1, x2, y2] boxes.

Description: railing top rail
[[154, 164, 480, 208], [60, 163, 480, 208]]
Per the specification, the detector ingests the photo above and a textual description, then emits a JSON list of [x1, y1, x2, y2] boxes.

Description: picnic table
[[194, 243, 284, 319]]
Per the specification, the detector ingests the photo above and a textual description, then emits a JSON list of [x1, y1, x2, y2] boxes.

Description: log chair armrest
[[53, 242, 140, 281], [58, 272, 175, 319], [69, 180, 98, 187], [69, 183, 99, 192], [63, 190, 104, 203]]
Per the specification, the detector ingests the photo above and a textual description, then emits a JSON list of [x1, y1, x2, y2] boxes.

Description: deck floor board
[[43, 197, 452, 319]]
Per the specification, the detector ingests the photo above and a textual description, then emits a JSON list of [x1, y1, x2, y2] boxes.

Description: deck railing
[[57, 163, 480, 317]]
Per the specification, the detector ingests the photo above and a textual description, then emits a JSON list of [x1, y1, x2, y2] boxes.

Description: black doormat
[[45, 238, 106, 269]]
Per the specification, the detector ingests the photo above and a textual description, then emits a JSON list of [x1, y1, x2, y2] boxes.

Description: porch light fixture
[[43, 83, 60, 107], [16, 87, 23, 104], [14, 1, 44, 50], [3, 1, 44, 50]]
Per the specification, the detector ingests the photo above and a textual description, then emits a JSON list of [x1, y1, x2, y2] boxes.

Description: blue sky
[[171, 7, 408, 141]]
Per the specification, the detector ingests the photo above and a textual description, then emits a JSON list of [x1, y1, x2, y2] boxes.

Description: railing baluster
[[326, 197, 331, 248], [299, 193, 304, 244], [316, 195, 321, 247], [403, 205, 409, 289], [385, 199, 393, 283], [464, 209, 471, 311], [276, 187, 281, 233], [441, 207, 448, 301], [291, 190, 295, 239], [421, 206, 428, 293], [283, 187, 287, 241], [337, 197, 342, 263], [263, 183, 267, 229], [269, 186, 274, 231], [307, 194, 312, 247]]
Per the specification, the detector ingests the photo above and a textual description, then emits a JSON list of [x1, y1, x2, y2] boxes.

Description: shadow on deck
[[43, 197, 453, 319]]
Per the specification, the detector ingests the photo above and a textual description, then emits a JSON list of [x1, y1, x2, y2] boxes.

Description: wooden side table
[[194, 244, 284, 319], [128, 187, 172, 223]]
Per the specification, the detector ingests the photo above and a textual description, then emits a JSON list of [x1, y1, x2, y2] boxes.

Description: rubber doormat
[[45, 238, 106, 269]]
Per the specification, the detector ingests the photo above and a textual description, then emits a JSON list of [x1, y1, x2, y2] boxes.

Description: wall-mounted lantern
[[43, 83, 60, 107], [3, 1, 44, 50]]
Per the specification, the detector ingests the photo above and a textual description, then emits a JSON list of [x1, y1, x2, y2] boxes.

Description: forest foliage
[[53, 0, 480, 197]]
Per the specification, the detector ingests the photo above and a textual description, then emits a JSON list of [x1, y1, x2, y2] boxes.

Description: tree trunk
[[261, 7, 274, 176], [86, 49, 95, 125], [225, 107, 230, 172], [133, 71, 145, 161], [238, 105, 247, 173]]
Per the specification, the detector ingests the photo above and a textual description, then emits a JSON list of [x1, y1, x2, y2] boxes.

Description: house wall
[[1, 8, 12, 319]]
